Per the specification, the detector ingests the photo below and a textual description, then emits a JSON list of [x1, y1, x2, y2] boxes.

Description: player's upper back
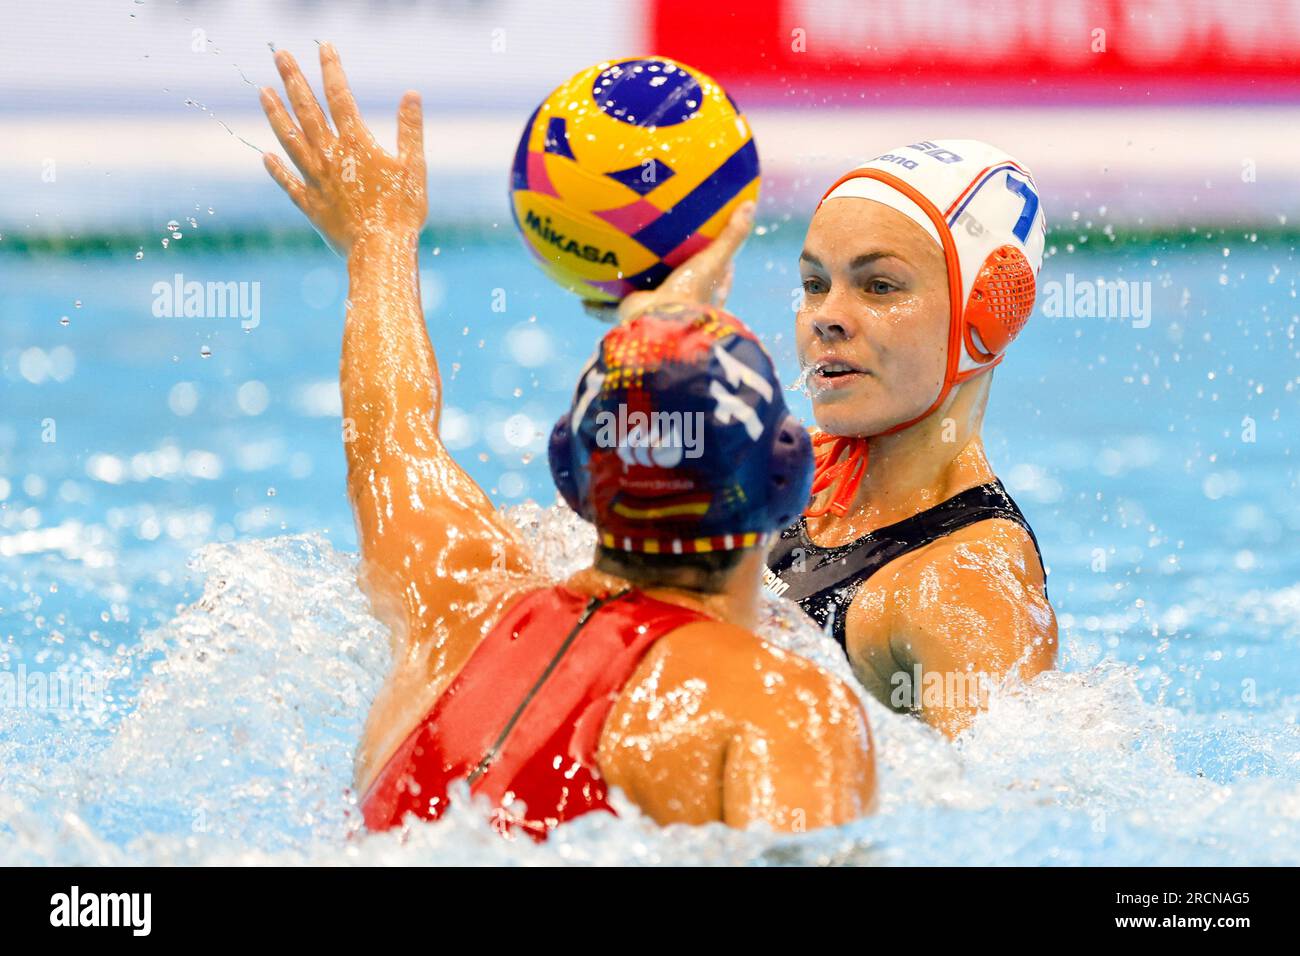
[[362, 584, 875, 836], [597, 617, 876, 831]]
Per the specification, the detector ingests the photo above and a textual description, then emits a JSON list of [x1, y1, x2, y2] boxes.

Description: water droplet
[[135, 249, 145, 260], [266, 487, 276, 497], [74, 300, 82, 309], [200, 345, 212, 358], [59, 316, 69, 326]]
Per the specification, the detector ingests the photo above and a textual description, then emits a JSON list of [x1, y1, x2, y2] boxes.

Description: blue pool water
[[1, 227, 1297, 864]]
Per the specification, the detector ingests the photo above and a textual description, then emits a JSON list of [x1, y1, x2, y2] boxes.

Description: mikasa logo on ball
[[524, 209, 619, 266]]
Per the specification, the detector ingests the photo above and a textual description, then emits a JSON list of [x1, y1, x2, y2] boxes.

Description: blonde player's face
[[795, 199, 951, 437]]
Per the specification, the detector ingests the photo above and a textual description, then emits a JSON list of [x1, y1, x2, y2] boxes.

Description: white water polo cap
[[820, 139, 1047, 429]]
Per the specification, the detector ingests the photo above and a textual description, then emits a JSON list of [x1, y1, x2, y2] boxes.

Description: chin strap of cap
[[803, 433, 869, 519]]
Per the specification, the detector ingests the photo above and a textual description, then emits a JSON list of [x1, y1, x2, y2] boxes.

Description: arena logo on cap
[[874, 153, 920, 170], [595, 404, 705, 467]]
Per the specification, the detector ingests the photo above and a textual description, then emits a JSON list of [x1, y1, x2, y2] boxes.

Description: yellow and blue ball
[[509, 56, 760, 304]]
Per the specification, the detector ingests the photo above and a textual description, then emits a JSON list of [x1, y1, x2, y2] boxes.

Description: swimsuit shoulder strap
[[456, 586, 710, 826], [360, 584, 710, 834], [766, 480, 1046, 649]]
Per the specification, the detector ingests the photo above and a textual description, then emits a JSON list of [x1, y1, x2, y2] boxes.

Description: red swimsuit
[[360, 586, 707, 839]]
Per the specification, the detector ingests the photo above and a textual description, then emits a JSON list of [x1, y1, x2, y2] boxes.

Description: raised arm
[[259, 45, 532, 642]]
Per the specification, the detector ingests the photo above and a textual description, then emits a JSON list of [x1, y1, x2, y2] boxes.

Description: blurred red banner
[[651, 0, 1300, 103]]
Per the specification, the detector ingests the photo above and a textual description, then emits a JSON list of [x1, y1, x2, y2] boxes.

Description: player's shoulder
[[890, 514, 1046, 596], [865, 515, 1057, 664], [849, 511, 1052, 655], [646, 617, 861, 714]]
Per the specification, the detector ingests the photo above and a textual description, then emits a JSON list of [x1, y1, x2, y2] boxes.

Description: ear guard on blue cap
[[766, 413, 814, 530], [548, 416, 583, 518]]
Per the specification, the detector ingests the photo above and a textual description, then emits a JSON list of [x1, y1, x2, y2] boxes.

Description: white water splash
[[2, 506, 1297, 865]]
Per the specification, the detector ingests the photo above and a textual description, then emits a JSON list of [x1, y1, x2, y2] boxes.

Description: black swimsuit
[[765, 480, 1046, 651]]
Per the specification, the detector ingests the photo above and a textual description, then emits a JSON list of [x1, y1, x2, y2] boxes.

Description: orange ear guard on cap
[[964, 243, 1036, 362], [802, 169, 1036, 519]]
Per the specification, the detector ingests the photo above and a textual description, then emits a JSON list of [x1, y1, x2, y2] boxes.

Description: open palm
[[259, 43, 427, 256]]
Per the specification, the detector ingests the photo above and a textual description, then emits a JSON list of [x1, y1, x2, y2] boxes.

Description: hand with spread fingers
[[259, 43, 427, 255]]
